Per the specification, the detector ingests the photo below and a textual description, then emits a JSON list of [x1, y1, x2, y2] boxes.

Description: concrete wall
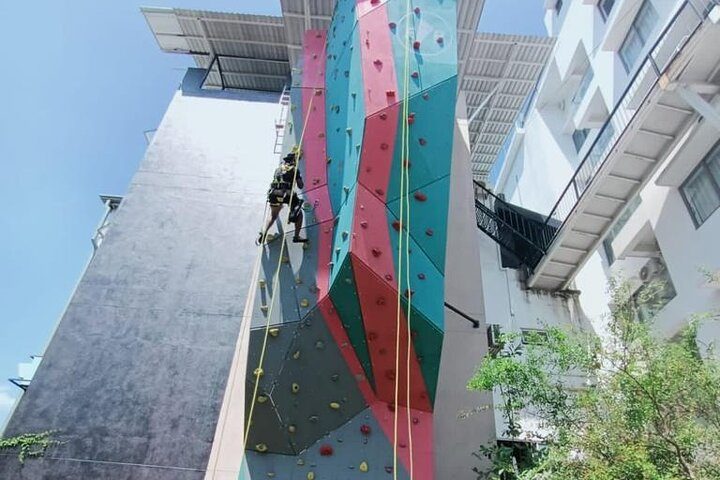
[[0, 87, 279, 479]]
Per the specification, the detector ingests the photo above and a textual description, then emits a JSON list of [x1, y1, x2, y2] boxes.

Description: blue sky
[[0, 0, 545, 429]]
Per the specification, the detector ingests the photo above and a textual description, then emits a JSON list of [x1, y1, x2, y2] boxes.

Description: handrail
[[539, 0, 714, 247]]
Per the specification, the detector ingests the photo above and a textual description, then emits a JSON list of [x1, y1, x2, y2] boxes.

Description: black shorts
[[268, 189, 303, 222]]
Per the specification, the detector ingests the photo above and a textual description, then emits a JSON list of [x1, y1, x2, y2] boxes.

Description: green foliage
[[0, 431, 57, 463], [468, 280, 720, 480]]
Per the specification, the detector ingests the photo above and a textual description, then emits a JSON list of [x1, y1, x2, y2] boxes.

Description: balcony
[[527, 0, 720, 290]]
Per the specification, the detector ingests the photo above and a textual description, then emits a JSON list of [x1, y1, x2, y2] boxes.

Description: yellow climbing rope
[[394, 0, 416, 478], [206, 91, 317, 480]]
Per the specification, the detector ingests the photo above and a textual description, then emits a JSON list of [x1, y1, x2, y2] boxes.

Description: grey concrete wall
[[434, 92, 496, 479], [0, 90, 279, 478]]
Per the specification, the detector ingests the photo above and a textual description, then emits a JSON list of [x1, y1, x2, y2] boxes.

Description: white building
[[487, 0, 720, 349]]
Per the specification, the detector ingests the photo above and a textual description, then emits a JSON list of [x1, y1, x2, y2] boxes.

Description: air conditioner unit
[[639, 257, 665, 284]]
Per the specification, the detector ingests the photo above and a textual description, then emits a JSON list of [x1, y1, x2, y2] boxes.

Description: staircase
[[474, 181, 556, 271], [273, 86, 291, 155]]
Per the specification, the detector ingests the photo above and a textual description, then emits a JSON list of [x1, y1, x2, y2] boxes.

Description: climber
[[257, 149, 308, 245]]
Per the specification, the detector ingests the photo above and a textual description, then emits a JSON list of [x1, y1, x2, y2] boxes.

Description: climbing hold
[[407, 113, 416, 124], [267, 473, 275, 478], [342, 231, 349, 240], [255, 443, 268, 453], [300, 299, 310, 308], [375, 188, 385, 196], [392, 220, 401, 231], [413, 40, 421, 50], [269, 327, 280, 337], [329, 402, 341, 410], [437, 36, 444, 44], [320, 444, 334, 456], [257, 394, 269, 404], [373, 59, 382, 66], [295, 276, 303, 285], [385, 274, 393, 281], [423, 93, 430, 100], [335, 247, 341, 255], [368, 331, 379, 341], [346, 127, 352, 134], [309, 415, 319, 423], [412, 417, 419, 424], [343, 185, 350, 193], [414, 6, 421, 14], [371, 0, 380, 4], [315, 340, 325, 350], [292, 382, 300, 394], [385, 90, 395, 97], [315, 89, 323, 96], [385, 466, 394, 474], [260, 305, 269, 313], [414, 191, 427, 201], [371, 248, 382, 258], [426, 228, 434, 236], [360, 461, 369, 472], [379, 347, 387, 355], [379, 112, 388, 120], [331, 373, 340, 382], [419, 137, 427, 146], [292, 350, 301, 360], [411, 71, 419, 79], [387, 402, 395, 412], [418, 273, 426, 280], [344, 277, 352, 284], [297, 458, 304, 465], [327, 157, 332, 164], [380, 142, 389, 150], [389, 22, 396, 29], [376, 297, 386, 306], [404, 289, 415, 298], [360, 221, 368, 229], [287, 424, 296, 433], [254, 367, 264, 377], [385, 370, 395, 381], [258, 279, 266, 288], [360, 424, 372, 435], [318, 132, 325, 138], [281, 256, 289, 264], [307, 473, 315, 480], [303, 242, 310, 250]]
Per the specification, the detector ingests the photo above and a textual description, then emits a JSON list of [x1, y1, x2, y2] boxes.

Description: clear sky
[[0, 0, 546, 429]]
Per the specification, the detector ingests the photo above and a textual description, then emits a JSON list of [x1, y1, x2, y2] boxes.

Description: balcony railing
[[538, 0, 716, 251]]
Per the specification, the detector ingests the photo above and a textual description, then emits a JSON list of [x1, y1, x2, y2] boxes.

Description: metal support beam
[[677, 85, 720, 130]]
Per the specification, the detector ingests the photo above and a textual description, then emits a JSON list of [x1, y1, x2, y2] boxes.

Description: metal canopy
[[142, 1, 554, 178]]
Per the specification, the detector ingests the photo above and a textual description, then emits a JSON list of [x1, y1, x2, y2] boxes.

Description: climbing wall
[[241, 0, 458, 478]]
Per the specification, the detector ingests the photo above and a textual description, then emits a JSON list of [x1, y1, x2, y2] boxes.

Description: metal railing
[[538, 0, 715, 251]]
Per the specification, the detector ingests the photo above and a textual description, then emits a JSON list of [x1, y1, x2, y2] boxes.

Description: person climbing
[[257, 148, 309, 245]]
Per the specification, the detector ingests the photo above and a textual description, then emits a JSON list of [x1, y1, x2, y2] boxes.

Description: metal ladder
[[273, 86, 291, 154]]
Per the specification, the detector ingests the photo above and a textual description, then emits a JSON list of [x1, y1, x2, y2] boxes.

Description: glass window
[[619, 0, 659, 72], [681, 142, 720, 227], [573, 66, 594, 105], [600, 0, 616, 19], [572, 129, 590, 153]]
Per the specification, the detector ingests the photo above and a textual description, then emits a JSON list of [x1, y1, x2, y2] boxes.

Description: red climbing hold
[[384, 274, 393, 281], [414, 191, 427, 202], [319, 445, 334, 456], [379, 112, 388, 120], [426, 228, 434, 236], [380, 143, 389, 150], [371, 248, 382, 258], [376, 297, 386, 305], [375, 188, 385, 196], [407, 113, 416, 125], [413, 40, 421, 50], [412, 417, 419, 425], [368, 332, 379, 341], [385, 370, 396, 381], [360, 221, 368, 229], [386, 90, 396, 97], [360, 424, 372, 435], [373, 59, 382, 66], [371, 0, 380, 4], [315, 89, 323, 96], [392, 220, 401, 231], [388, 402, 396, 412]]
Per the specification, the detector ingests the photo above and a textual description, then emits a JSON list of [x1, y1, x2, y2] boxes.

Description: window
[[521, 329, 548, 345], [556, 0, 563, 14], [680, 142, 720, 227], [619, 0, 659, 72], [599, 0, 616, 20], [572, 128, 590, 153], [572, 66, 594, 105], [487, 324, 504, 355]]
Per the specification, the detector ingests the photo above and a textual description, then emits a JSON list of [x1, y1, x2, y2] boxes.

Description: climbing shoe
[[292, 236, 308, 243], [256, 232, 265, 246]]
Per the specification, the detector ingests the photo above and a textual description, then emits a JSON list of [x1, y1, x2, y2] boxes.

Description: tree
[[468, 280, 720, 480]]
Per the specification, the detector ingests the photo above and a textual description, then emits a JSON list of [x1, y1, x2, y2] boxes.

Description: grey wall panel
[[0, 91, 280, 478]]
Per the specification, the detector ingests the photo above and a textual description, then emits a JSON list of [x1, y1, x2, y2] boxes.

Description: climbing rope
[[394, 0, 416, 478], [207, 91, 317, 480]]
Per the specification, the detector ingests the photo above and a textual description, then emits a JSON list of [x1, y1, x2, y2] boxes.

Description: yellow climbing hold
[[260, 305, 269, 313], [292, 350, 301, 360], [329, 402, 340, 410], [292, 383, 300, 394], [288, 424, 296, 433], [307, 472, 315, 480], [359, 461, 369, 472], [295, 276, 303, 284], [254, 367, 264, 377], [269, 328, 280, 337], [255, 443, 268, 453], [257, 394, 268, 404], [300, 299, 310, 308], [259, 279, 266, 288]]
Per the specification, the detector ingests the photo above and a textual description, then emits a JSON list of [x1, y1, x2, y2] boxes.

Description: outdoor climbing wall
[[239, 0, 459, 479]]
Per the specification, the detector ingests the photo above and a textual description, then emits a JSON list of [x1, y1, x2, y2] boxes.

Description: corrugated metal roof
[[142, 2, 555, 177]]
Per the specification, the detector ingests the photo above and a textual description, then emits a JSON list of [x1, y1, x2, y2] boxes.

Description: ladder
[[273, 86, 291, 155]]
